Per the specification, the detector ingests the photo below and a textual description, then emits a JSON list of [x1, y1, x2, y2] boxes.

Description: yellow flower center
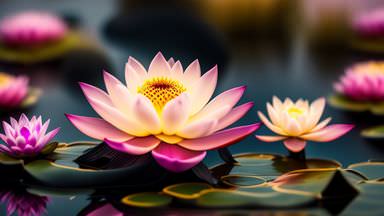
[[287, 107, 304, 119], [0, 73, 11, 87], [137, 77, 186, 112]]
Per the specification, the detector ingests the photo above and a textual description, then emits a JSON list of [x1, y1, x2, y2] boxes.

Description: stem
[[288, 149, 306, 160], [192, 162, 218, 185], [218, 148, 238, 164]]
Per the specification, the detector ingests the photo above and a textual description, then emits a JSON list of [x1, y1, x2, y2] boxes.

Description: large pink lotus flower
[[353, 9, 384, 38], [66, 52, 260, 172], [256, 97, 353, 152], [0, 190, 49, 216], [334, 61, 384, 101], [0, 73, 29, 108], [0, 11, 68, 46], [0, 114, 60, 158]]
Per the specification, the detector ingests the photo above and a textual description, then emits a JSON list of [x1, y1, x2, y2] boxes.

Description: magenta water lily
[[256, 97, 354, 152], [0, 11, 67, 46], [66, 52, 260, 172], [353, 9, 384, 38], [0, 190, 48, 216], [0, 114, 60, 158], [0, 73, 29, 108], [334, 62, 384, 101]]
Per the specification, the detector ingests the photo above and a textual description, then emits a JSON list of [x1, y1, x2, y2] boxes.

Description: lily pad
[[221, 175, 266, 188], [328, 94, 384, 115], [196, 189, 315, 208], [347, 162, 384, 180], [211, 153, 341, 181], [0, 31, 94, 64], [271, 169, 359, 198], [361, 125, 384, 139], [121, 192, 172, 208], [163, 183, 212, 199]]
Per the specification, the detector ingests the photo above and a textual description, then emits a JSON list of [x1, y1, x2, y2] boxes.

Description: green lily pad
[[121, 192, 172, 208], [221, 175, 266, 188], [24, 142, 167, 188], [0, 31, 94, 64], [196, 189, 315, 208], [271, 169, 359, 198], [0, 152, 23, 165], [163, 183, 212, 199], [211, 153, 341, 181], [328, 94, 384, 115], [41, 142, 58, 155], [361, 125, 384, 139], [347, 162, 384, 180]]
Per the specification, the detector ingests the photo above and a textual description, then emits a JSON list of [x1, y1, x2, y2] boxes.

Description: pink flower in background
[[256, 97, 353, 152], [0, 190, 48, 216], [334, 61, 384, 101], [0, 11, 68, 46], [353, 8, 384, 38], [0, 73, 29, 108], [0, 114, 60, 158], [67, 52, 260, 172]]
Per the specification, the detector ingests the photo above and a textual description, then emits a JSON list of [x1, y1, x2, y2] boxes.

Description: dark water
[[0, 0, 383, 215]]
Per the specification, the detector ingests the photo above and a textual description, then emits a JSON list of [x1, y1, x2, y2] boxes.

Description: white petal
[[132, 95, 162, 134], [148, 52, 171, 78], [162, 93, 190, 135], [182, 59, 201, 87], [189, 65, 218, 115], [177, 119, 216, 139], [125, 64, 143, 92], [258, 111, 287, 135]]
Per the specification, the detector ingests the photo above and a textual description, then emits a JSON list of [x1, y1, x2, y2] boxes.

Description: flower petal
[[105, 136, 160, 155], [178, 123, 261, 151], [177, 119, 216, 139], [65, 114, 133, 142], [256, 135, 287, 142], [152, 143, 206, 172], [148, 52, 171, 78], [87, 97, 149, 136], [189, 65, 218, 115], [127, 56, 147, 77], [132, 95, 161, 134], [79, 82, 112, 106], [182, 59, 201, 87], [191, 86, 246, 121], [311, 117, 332, 132], [162, 93, 190, 135], [125, 64, 143, 92], [170, 60, 184, 81], [306, 97, 326, 129], [258, 111, 287, 135], [283, 138, 307, 152], [167, 57, 175, 67], [300, 124, 354, 142], [213, 102, 254, 132]]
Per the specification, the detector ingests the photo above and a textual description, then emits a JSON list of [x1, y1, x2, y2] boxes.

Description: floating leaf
[[347, 162, 384, 180], [163, 183, 212, 199], [221, 175, 266, 188], [40, 142, 58, 155], [361, 125, 384, 139], [211, 153, 341, 181], [328, 94, 371, 112], [271, 169, 359, 198], [0, 152, 23, 165], [121, 192, 172, 208], [196, 189, 315, 208]]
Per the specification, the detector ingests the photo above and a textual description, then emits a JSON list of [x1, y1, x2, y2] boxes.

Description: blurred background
[[0, 0, 384, 214]]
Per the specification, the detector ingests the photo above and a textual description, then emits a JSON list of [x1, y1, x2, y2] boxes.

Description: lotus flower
[[256, 97, 353, 152], [0, 189, 49, 216], [353, 9, 384, 38], [334, 61, 384, 101], [66, 52, 260, 172], [0, 72, 29, 108], [0, 11, 67, 46], [0, 114, 60, 158]]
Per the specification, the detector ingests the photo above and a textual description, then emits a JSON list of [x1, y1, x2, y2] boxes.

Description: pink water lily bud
[[0, 11, 68, 46], [256, 97, 354, 152], [0, 72, 29, 108], [334, 61, 384, 101], [0, 114, 60, 158], [353, 8, 384, 38], [66, 52, 260, 172]]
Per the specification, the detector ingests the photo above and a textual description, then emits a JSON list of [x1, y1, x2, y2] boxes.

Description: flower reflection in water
[[0, 188, 49, 216]]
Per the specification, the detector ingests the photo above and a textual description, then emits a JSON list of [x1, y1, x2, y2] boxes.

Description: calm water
[[0, 0, 383, 215]]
